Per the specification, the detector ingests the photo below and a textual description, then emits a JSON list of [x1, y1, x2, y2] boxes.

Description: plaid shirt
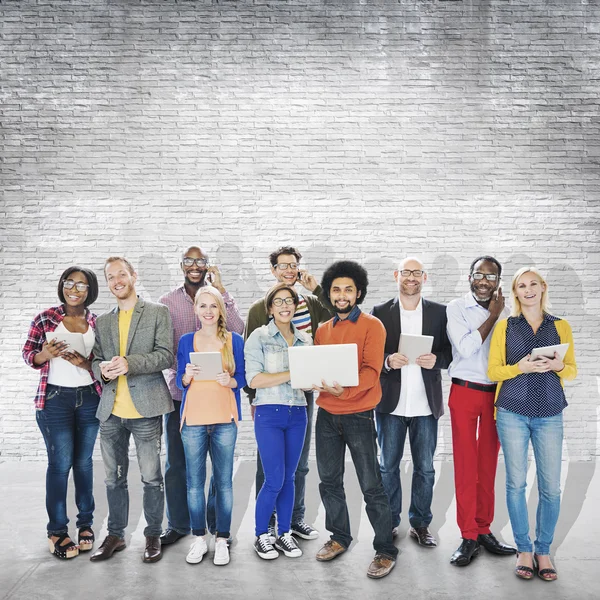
[[22, 305, 103, 409], [158, 285, 245, 402]]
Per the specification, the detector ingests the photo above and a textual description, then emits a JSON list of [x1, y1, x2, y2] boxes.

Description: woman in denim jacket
[[245, 282, 311, 560]]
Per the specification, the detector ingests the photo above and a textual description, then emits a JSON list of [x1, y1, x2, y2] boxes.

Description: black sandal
[[534, 554, 558, 581], [78, 527, 95, 552], [515, 552, 534, 580], [48, 533, 79, 559]]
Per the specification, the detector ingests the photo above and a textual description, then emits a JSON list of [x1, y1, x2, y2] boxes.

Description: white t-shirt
[[391, 299, 432, 417], [47, 321, 95, 387]]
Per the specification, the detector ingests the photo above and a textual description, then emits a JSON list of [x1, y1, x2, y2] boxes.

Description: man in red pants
[[446, 256, 516, 566]]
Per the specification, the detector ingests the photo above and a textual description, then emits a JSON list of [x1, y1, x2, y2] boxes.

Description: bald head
[[397, 256, 425, 272], [181, 246, 209, 287]]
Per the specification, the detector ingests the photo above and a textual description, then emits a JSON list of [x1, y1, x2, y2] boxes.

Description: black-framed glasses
[[182, 258, 208, 268], [471, 273, 498, 281], [272, 297, 296, 307], [399, 269, 424, 277], [63, 280, 89, 292], [274, 263, 299, 271]]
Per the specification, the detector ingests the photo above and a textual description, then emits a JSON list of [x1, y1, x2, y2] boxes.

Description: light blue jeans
[[496, 407, 563, 555]]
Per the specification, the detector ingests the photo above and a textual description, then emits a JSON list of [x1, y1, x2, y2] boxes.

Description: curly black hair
[[321, 260, 369, 305], [469, 255, 502, 277]]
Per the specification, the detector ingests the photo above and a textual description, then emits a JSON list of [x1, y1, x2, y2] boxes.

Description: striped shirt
[[22, 305, 102, 409], [158, 284, 244, 402]]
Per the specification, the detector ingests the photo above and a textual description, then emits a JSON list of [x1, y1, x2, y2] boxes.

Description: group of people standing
[[23, 246, 576, 582]]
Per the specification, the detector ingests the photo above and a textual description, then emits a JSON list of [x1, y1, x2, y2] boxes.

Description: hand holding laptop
[[312, 380, 344, 397]]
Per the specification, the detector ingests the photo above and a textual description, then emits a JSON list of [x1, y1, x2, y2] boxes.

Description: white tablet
[[530, 343, 569, 361], [50, 331, 87, 356], [399, 333, 434, 364], [288, 344, 359, 389], [189, 351, 223, 381]]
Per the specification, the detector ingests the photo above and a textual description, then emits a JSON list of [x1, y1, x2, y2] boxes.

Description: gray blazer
[[92, 298, 175, 423]]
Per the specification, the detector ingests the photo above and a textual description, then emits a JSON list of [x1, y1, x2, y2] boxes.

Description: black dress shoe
[[478, 533, 517, 555], [409, 527, 437, 548], [450, 538, 480, 566], [143, 536, 162, 563], [90, 535, 126, 562], [159, 529, 187, 546]]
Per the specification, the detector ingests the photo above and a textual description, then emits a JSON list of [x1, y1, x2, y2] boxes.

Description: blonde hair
[[511, 267, 550, 317], [194, 286, 235, 375]]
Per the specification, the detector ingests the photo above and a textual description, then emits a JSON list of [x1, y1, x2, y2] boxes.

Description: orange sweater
[[314, 311, 385, 415]]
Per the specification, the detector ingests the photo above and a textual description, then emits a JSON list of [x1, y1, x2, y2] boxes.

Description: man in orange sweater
[[312, 260, 398, 579]]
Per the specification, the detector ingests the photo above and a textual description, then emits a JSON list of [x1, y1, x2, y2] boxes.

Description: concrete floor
[[2, 458, 598, 600]]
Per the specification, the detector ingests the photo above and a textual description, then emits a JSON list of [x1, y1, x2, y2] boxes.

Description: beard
[[185, 271, 208, 287], [470, 283, 494, 302], [400, 282, 422, 296], [335, 301, 355, 314]]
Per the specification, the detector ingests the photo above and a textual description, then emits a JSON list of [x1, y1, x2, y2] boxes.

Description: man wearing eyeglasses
[[446, 256, 516, 566], [157, 246, 244, 547], [371, 257, 452, 550], [245, 246, 334, 542]]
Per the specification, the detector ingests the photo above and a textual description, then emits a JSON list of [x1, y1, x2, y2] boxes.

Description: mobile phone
[[99, 361, 112, 368]]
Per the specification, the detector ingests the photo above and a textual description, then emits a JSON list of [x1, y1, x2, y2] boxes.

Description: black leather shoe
[[90, 535, 126, 562], [478, 533, 517, 555], [409, 527, 437, 548], [159, 529, 187, 546], [450, 538, 480, 566], [143, 536, 162, 563]]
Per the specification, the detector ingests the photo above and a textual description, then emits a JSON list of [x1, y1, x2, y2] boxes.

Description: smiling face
[[268, 288, 296, 326], [182, 247, 209, 287], [195, 291, 221, 327], [514, 271, 546, 311], [395, 258, 427, 298], [330, 277, 360, 315], [62, 271, 89, 308], [271, 253, 300, 286], [469, 259, 500, 302], [105, 260, 137, 301]]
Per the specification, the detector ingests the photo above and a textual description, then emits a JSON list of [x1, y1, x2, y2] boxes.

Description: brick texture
[[1, 0, 599, 460]]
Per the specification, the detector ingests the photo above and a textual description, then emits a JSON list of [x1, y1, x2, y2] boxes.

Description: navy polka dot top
[[495, 313, 567, 418]]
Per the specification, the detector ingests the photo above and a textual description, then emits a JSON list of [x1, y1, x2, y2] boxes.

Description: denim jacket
[[244, 320, 311, 406]]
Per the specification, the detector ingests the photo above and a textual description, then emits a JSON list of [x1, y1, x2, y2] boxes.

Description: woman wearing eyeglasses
[[244, 282, 311, 560], [22, 266, 102, 559], [488, 267, 577, 582]]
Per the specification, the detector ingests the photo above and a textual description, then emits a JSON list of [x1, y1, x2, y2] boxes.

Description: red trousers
[[449, 383, 500, 541]]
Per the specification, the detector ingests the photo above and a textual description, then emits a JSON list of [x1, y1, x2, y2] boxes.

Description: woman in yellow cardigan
[[488, 267, 576, 582]]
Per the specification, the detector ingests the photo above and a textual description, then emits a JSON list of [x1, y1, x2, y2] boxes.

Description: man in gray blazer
[[371, 257, 452, 549], [90, 257, 174, 564]]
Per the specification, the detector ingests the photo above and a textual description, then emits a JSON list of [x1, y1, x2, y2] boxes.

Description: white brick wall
[[1, 0, 599, 460]]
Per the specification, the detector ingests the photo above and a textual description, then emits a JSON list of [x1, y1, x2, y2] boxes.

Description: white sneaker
[[186, 536, 208, 564], [274, 532, 303, 558], [213, 537, 230, 566]]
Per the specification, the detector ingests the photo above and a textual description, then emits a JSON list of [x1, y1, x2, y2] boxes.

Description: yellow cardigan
[[487, 316, 577, 407]]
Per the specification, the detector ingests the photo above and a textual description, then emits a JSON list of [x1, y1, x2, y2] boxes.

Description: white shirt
[[48, 322, 95, 387], [391, 298, 431, 417], [446, 292, 508, 385]]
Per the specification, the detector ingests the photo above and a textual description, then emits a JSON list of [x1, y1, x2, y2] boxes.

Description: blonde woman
[[488, 267, 577, 582], [176, 286, 246, 566]]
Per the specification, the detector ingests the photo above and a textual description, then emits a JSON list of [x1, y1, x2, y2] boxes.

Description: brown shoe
[[316, 539, 346, 562], [409, 526, 437, 548], [89, 535, 126, 562], [143, 535, 162, 563], [367, 553, 396, 579]]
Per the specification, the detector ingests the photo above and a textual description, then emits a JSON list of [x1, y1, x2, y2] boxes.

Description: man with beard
[[158, 246, 244, 546], [90, 257, 174, 563], [245, 246, 333, 541], [371, 257, 452, 549], [312, 260, 398, 579], [446, 256, 516, 566]]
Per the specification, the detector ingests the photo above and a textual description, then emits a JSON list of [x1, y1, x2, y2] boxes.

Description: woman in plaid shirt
[[22, 266, 103, 560]]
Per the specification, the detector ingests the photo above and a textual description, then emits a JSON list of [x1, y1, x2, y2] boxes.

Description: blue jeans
[[99, 414, 164, 538], [376, 412, 438, 529], [316, 408, 398, 558], [36, 384, 100, 535], [181, 421, 237, 538], [496, 408, 563, 555], [254, 404, 307, 537], [164, 400, 217, 534], [255, 391, 314, 526]]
